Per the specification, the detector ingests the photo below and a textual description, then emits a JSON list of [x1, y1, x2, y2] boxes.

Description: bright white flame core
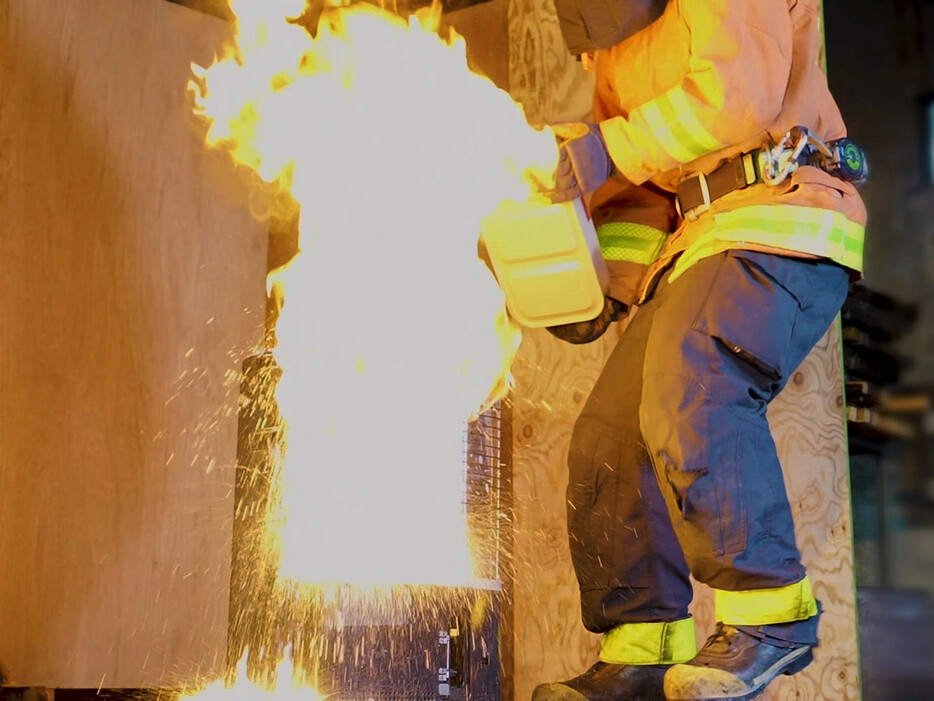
[[180, 653, 319, 700], [196, 3, 557, 587]]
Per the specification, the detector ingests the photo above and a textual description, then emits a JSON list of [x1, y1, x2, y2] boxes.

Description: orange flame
[[192, 0, 556, 587], [180, 651, 323, 700]]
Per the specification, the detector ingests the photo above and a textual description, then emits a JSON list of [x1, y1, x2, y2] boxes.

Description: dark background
[[826, 2, 934, 696], [825, 0, 934, 589]]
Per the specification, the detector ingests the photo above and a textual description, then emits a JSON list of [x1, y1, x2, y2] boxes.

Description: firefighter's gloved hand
[[547, 122, 616, 203], [547, 297, 625, 344]]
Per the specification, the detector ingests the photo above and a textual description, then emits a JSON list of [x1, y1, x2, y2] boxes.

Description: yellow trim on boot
[[715, 576, 819, 626], [599, 617, 697, 665]]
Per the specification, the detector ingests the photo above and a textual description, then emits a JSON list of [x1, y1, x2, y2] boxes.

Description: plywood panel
[[691, 1, 859, 695], [503, 3, 609, 697], [511, 299, 858, 697], [167, 0, 235, 21], [771, 322, 859, 698], [509, 328, 619, 701], [506, 0, 593, 126], [0, 0, 267, 688], [506, 0, 859, 696], [441, 0, 511, 92], [690, 322, 861, 700]]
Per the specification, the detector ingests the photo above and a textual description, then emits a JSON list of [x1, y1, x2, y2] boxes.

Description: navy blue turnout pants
[[568, 250, 849, 645]]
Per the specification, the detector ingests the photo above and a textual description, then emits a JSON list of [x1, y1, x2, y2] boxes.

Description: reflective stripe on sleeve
[[597, 222, 668, 264], [637, 86, 724, 165], [599, 617, 698, 665], [715, 576, 819, 626]]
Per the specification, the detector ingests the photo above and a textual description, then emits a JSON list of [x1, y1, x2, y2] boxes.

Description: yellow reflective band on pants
[[669, 204, 865, 283], [597, 223, 667, 265], [715, 576, 819, 627], [599, 617, 697, 665]]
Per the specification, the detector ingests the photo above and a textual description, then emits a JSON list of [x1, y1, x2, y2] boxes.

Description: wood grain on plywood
[[503, 2, 607, 695], [771, 321, 859, 699], [511, 311, 859, 699], [0, 0, 267, 687], [166, 0, 235, 20], [505, 0, 859, 696], [509, 326, 621, 698], [442, 0, 511, 92], [692, 322, 859, 700], [506, 0, 593, 126]]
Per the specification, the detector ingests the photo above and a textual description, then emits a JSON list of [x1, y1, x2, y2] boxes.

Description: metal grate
[[233, 356, 505, 698], [464, 404, 504, 583]]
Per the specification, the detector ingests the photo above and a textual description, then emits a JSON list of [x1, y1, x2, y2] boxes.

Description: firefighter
[[533, 0, 867, 699]]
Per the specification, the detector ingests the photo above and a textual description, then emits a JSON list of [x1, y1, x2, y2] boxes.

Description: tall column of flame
[[193, 0, 556, 591]]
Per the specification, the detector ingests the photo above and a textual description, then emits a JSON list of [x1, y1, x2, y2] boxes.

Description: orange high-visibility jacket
[[590, 0, 867, 304]]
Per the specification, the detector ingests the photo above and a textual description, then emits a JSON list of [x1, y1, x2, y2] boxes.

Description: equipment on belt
[[676, 126, 869, 221], [479, 198, 610, 328]]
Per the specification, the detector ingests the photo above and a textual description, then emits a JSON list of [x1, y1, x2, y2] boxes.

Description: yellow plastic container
[[480, 198, 609, 328]]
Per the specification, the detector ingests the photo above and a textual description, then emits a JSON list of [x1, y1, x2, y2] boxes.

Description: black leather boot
[[531, 661, 669, 701], [663, 623, 814, 700]]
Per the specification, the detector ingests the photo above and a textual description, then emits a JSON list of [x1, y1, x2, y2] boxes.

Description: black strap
[[675, 151, 761, 217]]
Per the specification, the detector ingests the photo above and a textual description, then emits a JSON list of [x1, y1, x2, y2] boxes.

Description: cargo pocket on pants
[[690, 251, 800, 385]]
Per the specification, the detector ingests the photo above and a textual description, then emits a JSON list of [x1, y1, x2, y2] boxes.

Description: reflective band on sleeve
[[663, 87, 724, 155], [715, 576, 819, 626], [597, 222, 668, 264], [599, 617, 697, 666], [641, 101, 696, 164], [668, 204, 865, 282], [638, 86, 724, 165]]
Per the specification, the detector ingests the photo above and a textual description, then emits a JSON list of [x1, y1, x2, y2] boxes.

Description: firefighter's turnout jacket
[[588, 0, 866, 305]]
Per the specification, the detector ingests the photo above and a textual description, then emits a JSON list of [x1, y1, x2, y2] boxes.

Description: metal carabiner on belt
[[761, 126, 814, 186], [761, 126, 867, 187]]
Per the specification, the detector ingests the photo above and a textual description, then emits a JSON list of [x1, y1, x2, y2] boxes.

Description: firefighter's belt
[[675, 148, 805, 221]]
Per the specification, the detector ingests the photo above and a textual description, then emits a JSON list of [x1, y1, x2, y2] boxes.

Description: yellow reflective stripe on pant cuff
[[715, 576, 819, 627], [596, 223, 667, 264], [599, 617, 697, 665]]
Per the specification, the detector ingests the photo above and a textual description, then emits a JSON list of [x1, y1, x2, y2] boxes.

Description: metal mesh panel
[[465, 404, 505, 583], [232, 356, 505, 698]]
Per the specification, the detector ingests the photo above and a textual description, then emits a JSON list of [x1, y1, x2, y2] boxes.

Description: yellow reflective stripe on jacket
[[597, 222, 667, 265], [638, 86, 725, 165], [716, 206, 865, 266], [669, 237, 734, 282], [715, 576, 819, 627], [669, 204, 865, 282], [599, 617, 697, 665]]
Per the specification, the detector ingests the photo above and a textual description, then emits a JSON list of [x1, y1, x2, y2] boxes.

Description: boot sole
[[664, 647, 813, 701]]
